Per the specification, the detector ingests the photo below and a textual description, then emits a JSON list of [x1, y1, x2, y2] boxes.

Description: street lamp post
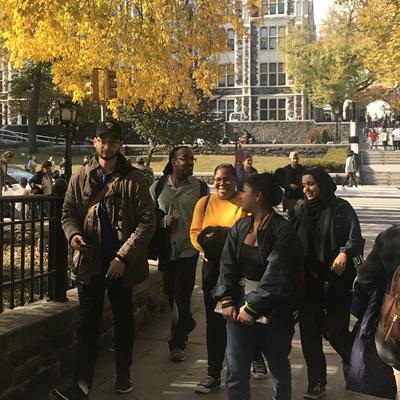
[[334, 107, 340, 142], [59, 100, 78, 181]]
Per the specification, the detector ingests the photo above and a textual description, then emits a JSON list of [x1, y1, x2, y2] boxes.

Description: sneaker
[[194, 375, 221, 394], [49, 384, 88, 400], [251, 359, 268, 380], [114, 376, 133, 394], [170, 348, 186, 362], [304, 383, 326, 399]]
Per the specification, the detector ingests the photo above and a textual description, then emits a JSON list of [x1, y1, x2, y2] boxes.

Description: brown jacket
[[62, 154, 155, 287]]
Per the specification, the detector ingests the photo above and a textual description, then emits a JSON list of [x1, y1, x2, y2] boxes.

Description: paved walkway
[[32, 189, 400, 400]]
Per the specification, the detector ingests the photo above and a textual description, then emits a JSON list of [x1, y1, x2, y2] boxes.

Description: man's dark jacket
[[275, 164, 305, 200], [62, 154, 155, 287]]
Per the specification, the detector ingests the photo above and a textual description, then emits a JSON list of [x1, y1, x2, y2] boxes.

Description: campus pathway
[[32, 187, 400, 400]]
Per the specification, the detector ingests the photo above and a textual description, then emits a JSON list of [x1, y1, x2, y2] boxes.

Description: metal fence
[[0, 195, 67, 313]]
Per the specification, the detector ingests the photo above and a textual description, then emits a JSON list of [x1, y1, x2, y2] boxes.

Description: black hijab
[[295, 168, 337, 264]]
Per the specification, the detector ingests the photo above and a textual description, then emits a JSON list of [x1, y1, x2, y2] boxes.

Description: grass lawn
[[7, 147, 348, 174]]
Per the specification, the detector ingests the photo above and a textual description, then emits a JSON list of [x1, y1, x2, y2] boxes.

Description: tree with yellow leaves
[[0, 0, 257, 114], [281, 3, 374, 117], [353, 0, 400, 86]]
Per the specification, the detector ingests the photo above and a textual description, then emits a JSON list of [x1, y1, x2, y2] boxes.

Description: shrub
[[307, 127, 332, 144]]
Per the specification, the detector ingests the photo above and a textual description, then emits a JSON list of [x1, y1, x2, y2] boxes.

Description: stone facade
[[213, 0, 315, 122], [0, 268, 167, 400]]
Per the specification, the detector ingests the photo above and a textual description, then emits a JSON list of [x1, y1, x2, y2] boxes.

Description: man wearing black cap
[[50, 121, 155, 400]]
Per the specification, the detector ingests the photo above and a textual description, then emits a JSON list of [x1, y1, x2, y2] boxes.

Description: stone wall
[[0, 267, 167, 400], [229, 121, 351, 144]]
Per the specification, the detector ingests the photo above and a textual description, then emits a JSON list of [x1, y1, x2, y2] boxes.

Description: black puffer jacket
[[212, 213, 304, 317], [352, 225, 400, 369]]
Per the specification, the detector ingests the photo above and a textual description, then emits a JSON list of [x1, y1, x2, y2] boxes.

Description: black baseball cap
[[95, 121, 122, 139]]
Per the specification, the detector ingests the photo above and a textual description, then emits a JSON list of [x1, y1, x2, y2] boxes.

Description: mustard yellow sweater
[[190, 192, 246, 251]]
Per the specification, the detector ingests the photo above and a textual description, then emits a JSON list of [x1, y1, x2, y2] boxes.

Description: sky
[[313, 0, 335, 27]]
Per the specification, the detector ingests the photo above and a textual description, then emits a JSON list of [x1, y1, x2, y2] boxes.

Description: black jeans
[[298, 301, 352, 389], [162, 255, 198, 350], [203, 290, 264, 379], [343, 172, 357, 187], [75, 275, 134, 387]]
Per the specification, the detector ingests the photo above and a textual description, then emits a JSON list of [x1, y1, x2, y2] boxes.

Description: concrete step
[[362, 171, 400, 185]]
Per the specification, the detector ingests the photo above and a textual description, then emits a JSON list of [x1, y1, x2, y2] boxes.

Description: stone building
[[0, 59, 27, 125], [212, 0, 315, 122]]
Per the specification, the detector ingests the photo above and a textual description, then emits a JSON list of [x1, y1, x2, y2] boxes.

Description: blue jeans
[[226, 309, 294, 400]]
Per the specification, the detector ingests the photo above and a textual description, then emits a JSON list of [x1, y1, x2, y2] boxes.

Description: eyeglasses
[[96, 137, 121, 146], [214, 178, 233, 185], [174, 156, 196, 162]]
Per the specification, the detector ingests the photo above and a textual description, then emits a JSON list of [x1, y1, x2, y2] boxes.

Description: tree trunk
[[28, 67, 42, 154], [146, 141, 157, 167]]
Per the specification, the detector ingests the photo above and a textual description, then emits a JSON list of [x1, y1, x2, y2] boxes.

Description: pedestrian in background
[[236, 154, 258, 192], [289, 168, 364, 399], [213, 173, 304, 400], [136, 156, 154, 187], [48, 155, 56, 173], [190, 164, 267, 394], [150, 146, 209, 362], [368, 129, 378, 150], [27, 154, 37, 173], [275, 151, 305, 213], [0, 150, 13, 195], [51, 121, 155, 400], [343, 150, 358, 188], [380, 129, 389, 150], [30, 161, 53, 195], [392, 126, 400, 151]]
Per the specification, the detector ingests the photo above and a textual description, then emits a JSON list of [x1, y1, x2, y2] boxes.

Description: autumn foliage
[[0, 0, 257, 113]]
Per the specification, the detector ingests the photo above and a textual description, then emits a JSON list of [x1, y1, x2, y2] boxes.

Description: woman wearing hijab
[[213, 173, 304, 400], [190, 164, 268, 394], [289, 168, 364, 399]]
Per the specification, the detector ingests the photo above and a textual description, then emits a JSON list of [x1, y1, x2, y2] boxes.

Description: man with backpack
[[50, 121, 155, 400], [150, 146, 209, 362]]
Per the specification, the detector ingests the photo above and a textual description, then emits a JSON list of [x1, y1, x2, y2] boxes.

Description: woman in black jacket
[[289, 168, 364, 399], [352, 225, 400, 399], [213, 173, 304, 400]]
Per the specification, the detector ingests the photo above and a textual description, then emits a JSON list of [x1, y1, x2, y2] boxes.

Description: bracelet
[[221, 301, 234, 309]]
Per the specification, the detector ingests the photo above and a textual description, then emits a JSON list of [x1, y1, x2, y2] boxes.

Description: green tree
[[119, 101, 222, 165], [10, 61, 57, 153], [281, 4, 374, 118]]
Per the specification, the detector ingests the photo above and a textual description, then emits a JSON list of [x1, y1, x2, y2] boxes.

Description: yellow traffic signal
[[104, 69, 117, 99], [84, 69, 99, 101]]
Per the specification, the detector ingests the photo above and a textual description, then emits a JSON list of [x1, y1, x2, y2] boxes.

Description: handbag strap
[[86, 175, 116, 217]]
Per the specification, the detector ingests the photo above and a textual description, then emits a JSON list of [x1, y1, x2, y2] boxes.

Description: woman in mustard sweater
[[190, 164, 267, 394]]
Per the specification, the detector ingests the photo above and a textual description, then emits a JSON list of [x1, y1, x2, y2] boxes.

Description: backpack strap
[[155, 174, 168, 200], [199, 179, 208, 197]]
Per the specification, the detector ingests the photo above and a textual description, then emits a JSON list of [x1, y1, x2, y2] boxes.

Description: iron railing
[[0, 195, 67, 313]]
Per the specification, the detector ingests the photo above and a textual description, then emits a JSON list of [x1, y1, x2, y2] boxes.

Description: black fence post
[[48, 196, 68, 302]]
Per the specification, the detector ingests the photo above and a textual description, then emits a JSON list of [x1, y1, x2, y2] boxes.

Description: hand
[[200, 252, 208, 262], [238, 305, 254, 326], [165, 214, 179, 229], [290, 184, 299, 190], [106, 258, 126, 280], [70, 235, 89, 251], [331, 252, 347, 275], [222, 305, 238, 321]]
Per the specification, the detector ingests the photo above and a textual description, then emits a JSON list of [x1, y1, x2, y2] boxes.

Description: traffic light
[[84, 69, 99, 101], [104, 69, 117, 99]]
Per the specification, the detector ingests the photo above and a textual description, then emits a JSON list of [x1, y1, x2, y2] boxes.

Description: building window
[[0, 103, 2, 123], [260, 98, 286, 120], [227, 29, 235, 51], [260, 26, 285, 50], [217, 99, 235, 121], [259, 62, 286, 86], [218, 64, 235, 87], [261, 0, 285, 15], [0, 71, 3, 93]]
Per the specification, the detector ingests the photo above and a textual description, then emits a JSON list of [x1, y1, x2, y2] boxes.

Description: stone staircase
[[361, 146, 400, 185]]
